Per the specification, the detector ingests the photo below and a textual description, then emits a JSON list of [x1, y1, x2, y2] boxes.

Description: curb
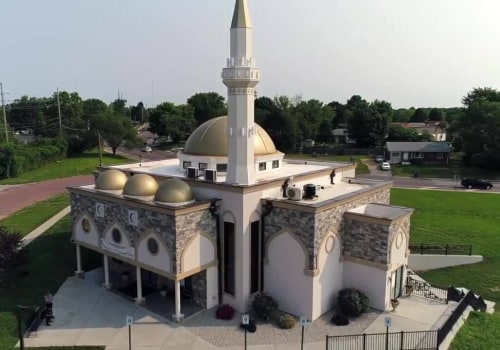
[[22, 206, 71, 247]]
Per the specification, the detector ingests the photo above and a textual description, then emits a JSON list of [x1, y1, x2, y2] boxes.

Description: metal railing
[[409, 243, 472, 256], [437, 290, 487, 345], [406, 276, 448, 303], [326, 330, 438, 350]]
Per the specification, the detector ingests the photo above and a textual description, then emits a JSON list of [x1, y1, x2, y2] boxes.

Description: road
[[358, 173, 500, 193]]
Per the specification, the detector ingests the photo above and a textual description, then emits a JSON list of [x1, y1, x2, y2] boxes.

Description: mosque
[[68, 0, 413, 322]]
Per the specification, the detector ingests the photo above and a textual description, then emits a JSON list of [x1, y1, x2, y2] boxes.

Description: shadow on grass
[[0, 217, 101, 349]]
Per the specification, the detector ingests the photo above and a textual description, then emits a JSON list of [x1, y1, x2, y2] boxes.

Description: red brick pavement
[[0, 175, 94, 220]]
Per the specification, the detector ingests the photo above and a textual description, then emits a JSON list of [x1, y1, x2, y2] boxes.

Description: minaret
[[223, 0, 260, 185]]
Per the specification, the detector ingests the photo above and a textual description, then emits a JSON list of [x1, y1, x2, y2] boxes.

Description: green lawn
[[391, 189, 500, 350], [285, 153, 370, 174], [391, 155, 500, 179], [0, 194, 70, 236], [0, 152, 130, 185], [0, 217, 102, 349]]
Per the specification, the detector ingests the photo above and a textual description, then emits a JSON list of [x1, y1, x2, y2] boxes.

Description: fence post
[[421, 243, 424, 255], [325, 335, 328, 350], [363, 333, 366, 350], [469, 245, 472, 256], [445, 244, 449, 255], [400, 331, 404, 350]]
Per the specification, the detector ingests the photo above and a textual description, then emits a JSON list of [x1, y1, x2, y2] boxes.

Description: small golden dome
[[183, 116, 277, 156], [123, 174, 159, 197], [95, 170, 128, 191], [155, 178, 195, 204]]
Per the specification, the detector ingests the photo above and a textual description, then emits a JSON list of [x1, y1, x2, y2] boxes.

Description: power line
[[1, 83, 7, 142]]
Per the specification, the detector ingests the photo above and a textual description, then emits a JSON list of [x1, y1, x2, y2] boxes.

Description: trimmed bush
[[252, 292, 278, 321], [278, 314, 296, 329], [0, 225, 24, 271], [215, 304, 235, 320], [337, 288, 369, 317]]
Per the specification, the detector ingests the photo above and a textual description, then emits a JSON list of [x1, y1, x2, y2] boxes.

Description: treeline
[[1, 87, 499, 174], [0, 138, 67, 179]]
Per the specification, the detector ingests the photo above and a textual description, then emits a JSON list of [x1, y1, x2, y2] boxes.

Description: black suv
[[461, 178, 493, 190]]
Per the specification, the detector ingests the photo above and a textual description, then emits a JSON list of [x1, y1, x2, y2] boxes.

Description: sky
[[1, 0, 499, 109]]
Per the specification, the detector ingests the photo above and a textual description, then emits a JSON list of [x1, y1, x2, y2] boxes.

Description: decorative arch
[[100, 221, 136, 260], [180, 232, 217, 273], [249, 210, 261, 224], [136, 229, 172, 273], [222, 210, 236, 224], [388, 221, 410, 258], [318, 231, 343, 263], [265, 228, 309, 269], [73, 213, 99, 247]]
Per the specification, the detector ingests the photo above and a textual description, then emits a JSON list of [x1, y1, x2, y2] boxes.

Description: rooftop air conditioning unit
[[205, 169, 217, 182], [286, 187, 302, 201], [186, 167, 199, 179]]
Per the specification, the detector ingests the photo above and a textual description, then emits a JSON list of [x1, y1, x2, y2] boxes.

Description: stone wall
[[70, 193, 216, 274], [191, 270, 207, 308], [264, 188, 390, 270], [344, 215, 410, 265]]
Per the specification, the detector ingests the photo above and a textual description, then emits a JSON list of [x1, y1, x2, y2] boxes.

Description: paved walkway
[[23, 275, 459, 350], [0, 175, 93, 220]]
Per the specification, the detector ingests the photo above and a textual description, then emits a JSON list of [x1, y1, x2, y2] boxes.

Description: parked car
[[380, 162, 391, 171], [461, 178, 493, 190], [374, 155, 385, 163]]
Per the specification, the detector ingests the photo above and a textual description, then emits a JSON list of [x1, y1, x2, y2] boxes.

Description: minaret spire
[[223, 0, 260, 185], [231, 0, 252, 29]]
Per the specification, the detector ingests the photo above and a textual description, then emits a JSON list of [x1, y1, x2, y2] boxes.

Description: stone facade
[[191, 270, 207, 308], [264, 188, 391, 270], [70, 192, 216, 275], [344, 215, 410, 265]]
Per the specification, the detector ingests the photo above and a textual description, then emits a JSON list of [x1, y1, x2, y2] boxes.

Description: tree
[[347, 99, 389, 147], [456, 87, 500, 168], [392, 108, 414, 123], [131, 102, 147, 122], [187, 92, 226, 126], [462, 87, 500, 108], [94, 112, 137, 155], [110, 98, 128, 116], [149, 102, 196, 143], [410, 108, 427, 123], [83, 98, 108, 117], [428, 108, 444, 121]]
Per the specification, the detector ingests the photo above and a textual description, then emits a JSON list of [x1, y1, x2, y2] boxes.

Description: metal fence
[[406, 276, 448, 303], [409, 243, 472, 256], [326, 330, 438, 350]]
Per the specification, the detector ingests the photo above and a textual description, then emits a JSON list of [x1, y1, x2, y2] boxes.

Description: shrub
[[240, 319, 257, 333], [252, 292, 278, 321], [215, 304, 235, 320], [337, 288, 369, 317], [278, 314, 296, 329], [0, 225, 24, 271]]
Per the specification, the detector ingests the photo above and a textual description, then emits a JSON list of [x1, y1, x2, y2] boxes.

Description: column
[[75, 244, 84, 278], [172, 280, 184, 322], [102, 255, 111, 289], [135, 265, 145, 304]]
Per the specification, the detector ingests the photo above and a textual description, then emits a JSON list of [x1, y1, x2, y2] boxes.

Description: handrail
[[406, 276, 448, 303], [410, 243, 472, 256]]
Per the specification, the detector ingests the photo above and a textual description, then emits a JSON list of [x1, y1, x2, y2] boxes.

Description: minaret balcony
[[222, 67, 260, 84]]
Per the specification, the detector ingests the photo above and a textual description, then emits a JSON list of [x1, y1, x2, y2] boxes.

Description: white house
[[68, 0, 414, 322]]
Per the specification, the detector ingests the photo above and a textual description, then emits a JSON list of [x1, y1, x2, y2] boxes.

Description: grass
[[0, 194, 70, 236], [390, 155, 500, 179], [285, 153, 370, 174], [391, 189, 500, 350], [0, 151, 130, 185], [27, 348, 104, 350], [0, 217, 102, 349]]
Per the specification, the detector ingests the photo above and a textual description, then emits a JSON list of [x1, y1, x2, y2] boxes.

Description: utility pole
[[56, 87, 62, 135], [1, 82, 8, 142]]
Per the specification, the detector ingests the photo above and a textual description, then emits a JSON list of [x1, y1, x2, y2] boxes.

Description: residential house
[[385, 142, 451, 165]]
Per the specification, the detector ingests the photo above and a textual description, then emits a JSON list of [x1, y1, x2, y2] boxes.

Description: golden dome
[[183, 116, 277, 156], [95, 170, 128, 191], [155, 178, 195, 204], [123, 174, 159, 197]]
